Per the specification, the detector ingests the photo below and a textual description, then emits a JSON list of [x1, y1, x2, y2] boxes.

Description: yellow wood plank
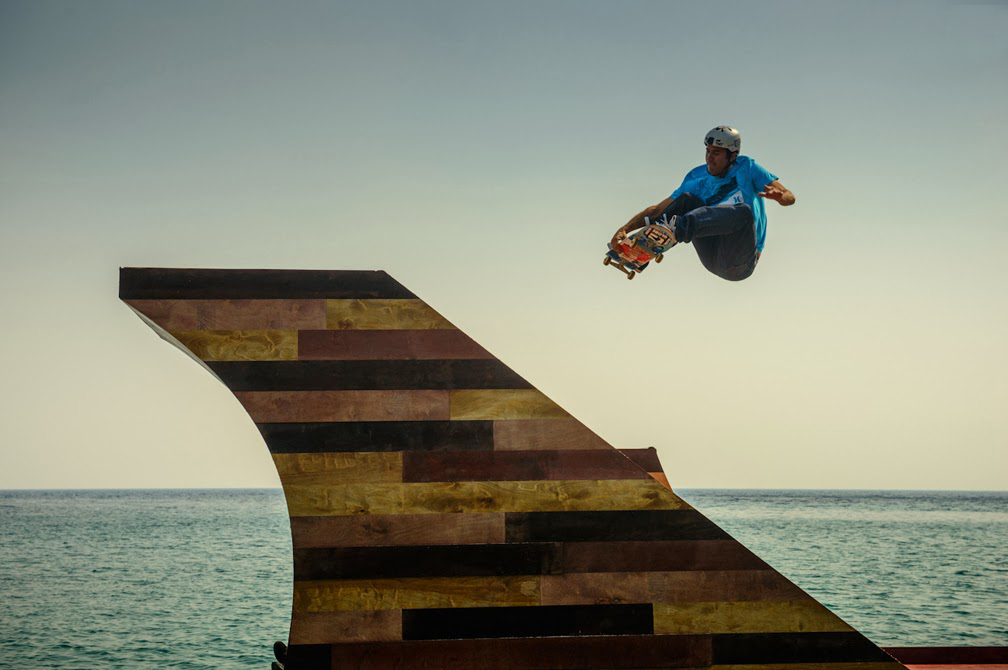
[[169, 329, 297, 361], [293, 576, 539, 611], [326, 299, 455, 330], [272, 453, 402, 485], [283, 479, 687, 516], [653, 601, 854, 634], [451, 390, 571, 420]]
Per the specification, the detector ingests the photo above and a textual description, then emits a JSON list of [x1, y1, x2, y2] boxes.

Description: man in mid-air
[[612, 126, 795, 281]]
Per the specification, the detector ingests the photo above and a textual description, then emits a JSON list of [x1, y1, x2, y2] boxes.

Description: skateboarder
[[611, 126, 795, 281]]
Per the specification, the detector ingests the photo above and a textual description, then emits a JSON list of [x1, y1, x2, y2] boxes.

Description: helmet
[[704, 126, 741, 153]]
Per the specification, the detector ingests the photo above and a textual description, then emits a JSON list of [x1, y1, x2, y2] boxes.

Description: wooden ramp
[[121, 268, 907, 670]]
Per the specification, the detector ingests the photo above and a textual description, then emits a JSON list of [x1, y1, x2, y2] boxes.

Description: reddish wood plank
[[290, 610, 401, 644], [903, 665, 1008, 670], [125, 298, 326, 330], [402, 450, 652, 482], [289, 513, 506, 548], [649, 471, 672, 488], [646, 569, 810, 603], [618, 447, 664, 472], [234, 390, 449, 422], [541, 571, 650, 605], [327, 635, 711, 669], [299, 329, 494, 360], [562, 540, 771, 573], [541, 570, 809, 605], [493, 419, 613, 451], [885, 649, 1008, 665]]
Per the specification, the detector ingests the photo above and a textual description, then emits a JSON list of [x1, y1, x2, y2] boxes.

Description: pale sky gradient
[[1, 1, 1006, 489]]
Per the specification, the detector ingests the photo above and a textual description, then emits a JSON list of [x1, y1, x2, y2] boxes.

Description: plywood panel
[[883, 648, 1008, 664], [299, 329, 495, 360], [654, 601, 853, 634], [235, 390, 450, 423], [293, 543, 562, 580], [325, 635, 712, 670], [209, 359, 529, 391], [259, 420, 494, 454], [272, 452, 402, 485], [646, 570, 810, 603], [120, 268, 415, 299], [540, 571, 809, 606], [283, 644, 331, 670], [326, 299, 455, 330], [402, 450, 652, 483], [292, 576, 540, 611], [125, 299, 327, 330], [289, 610, 402, 644], [170, 329, 297, 361], [562, 540, 770, 573], [290, 513, 506, 548], [284, 480, 688, 516], [540, 571, 650, 606], [711, 632, 896, 664], [493, 419, 613, 451], [451, 390, 571, 420], [649, 471, 672, 488], [401, 604, 653, 640], [617, 448, 664, 472], [506, 510, 723, 544], [709, 665, 905, 670]]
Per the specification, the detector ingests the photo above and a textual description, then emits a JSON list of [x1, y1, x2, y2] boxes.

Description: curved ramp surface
[[120, 268, 905, 670]]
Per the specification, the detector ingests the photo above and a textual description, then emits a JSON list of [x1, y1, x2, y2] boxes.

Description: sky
[[1, 0, 1006, 490]]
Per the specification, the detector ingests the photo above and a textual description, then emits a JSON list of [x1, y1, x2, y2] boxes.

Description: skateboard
[[604, 218, 677, 280]]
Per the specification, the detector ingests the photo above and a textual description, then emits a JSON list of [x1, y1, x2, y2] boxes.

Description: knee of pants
[[719, 263, 756, 282], [661, 192, 704, 218]]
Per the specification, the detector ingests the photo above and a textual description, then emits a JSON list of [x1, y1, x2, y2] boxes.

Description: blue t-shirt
[[671, 155, 778, 252]]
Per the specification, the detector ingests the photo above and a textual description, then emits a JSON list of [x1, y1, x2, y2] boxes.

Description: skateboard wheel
[[655, 253, 663, 263], [627, 271, 635, 280], [629, 238, 637, 248], [603, 256, 611, 266]]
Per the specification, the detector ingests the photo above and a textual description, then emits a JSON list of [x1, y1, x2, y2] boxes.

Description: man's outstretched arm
[[758, 180, 795, 206], [611, 195, 676, 246]]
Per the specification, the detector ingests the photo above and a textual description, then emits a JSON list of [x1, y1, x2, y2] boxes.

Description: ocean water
[[0, 489, 1004, 669]]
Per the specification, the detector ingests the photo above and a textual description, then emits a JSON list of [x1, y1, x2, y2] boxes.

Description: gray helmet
[[704, 126, 741, 153]]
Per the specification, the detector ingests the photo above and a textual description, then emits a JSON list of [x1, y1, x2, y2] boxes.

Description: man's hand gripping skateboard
[[604, 215, 678, 280]]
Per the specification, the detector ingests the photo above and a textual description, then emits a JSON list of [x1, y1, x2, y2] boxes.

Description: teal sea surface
[[0, 489, 1005, 669]]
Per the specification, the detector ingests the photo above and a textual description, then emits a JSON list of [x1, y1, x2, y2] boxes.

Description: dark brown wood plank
[[493, 419, 613, 450], [119, 268, 416, 299], [293, 543, 563, 580], [208, 360, 532, 391], [711, 632, 894, 664], [562, 540, 771, 573], [290, 513, 505, 548], [284, 643, 331, 670], [402, 450, 652, 483], [299, 329, 494, 360], [234, 390, 449, 422], [401, 604, 653, 640], [258, 421, 494, 453], [289, 610, 401, 644], [326, 635, 711, 669], [505, 510, 729, 543]]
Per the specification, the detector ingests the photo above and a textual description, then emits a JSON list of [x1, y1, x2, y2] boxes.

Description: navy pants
[[659, 193, 759, 281]]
